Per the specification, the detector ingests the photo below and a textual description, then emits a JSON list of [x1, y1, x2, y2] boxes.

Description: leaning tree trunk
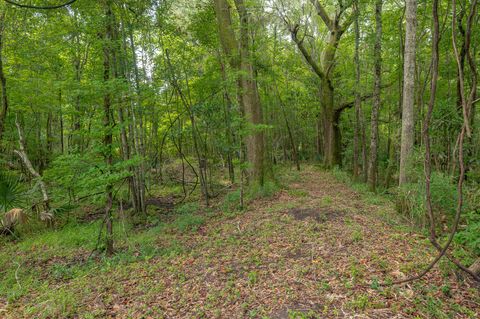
[[399, 0, 417, 186], [14, 116, 51, 222]]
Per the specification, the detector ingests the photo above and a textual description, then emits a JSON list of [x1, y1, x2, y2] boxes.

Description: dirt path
[[6, 166, 480, 318]]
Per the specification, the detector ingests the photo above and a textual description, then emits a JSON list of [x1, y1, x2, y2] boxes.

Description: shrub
[[0, 172, 24, 212], [172, 213, 205, 232], [396, 172, 457, 227], [455, 211, 480, 256], [331, 166, 351, 184], [246, 180, 280, 201], [222, 189, 242, 213], [175, 202, 200, 215]]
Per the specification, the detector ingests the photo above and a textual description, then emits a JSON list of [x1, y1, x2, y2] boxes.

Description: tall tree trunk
[[59, 89, 64, 154], [71, 56, 82, 150], [321, 77, 341, 167], [272, 30, 300, 171], [218, 56, 235, 183], [103, 1, 114, 256], [116, 11, 145, 214], [353, 0, 361, 179], [316, 115, 323, 159], [455, 7, 466, 111], [0, 12, 8, 150], [46, 112, 53, 158], [214, 0, 265, 185], [368, 0, 383, 191], [126, 18, 146, 214], [234, 0, 265, 184], [399, 0, 417, 186]]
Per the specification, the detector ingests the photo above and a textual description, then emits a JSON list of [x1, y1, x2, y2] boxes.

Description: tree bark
[[59, 89, 64, 154], [234, 0, 265, 184], [103, 1, 114, 256], [367, 0, 383, 191], [0, 12, 8, 149], [399, 0, 417, 186]]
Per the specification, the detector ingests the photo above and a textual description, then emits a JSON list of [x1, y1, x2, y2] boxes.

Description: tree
[[367, 0, 383, 191], [102, 0, 114, 255], [352, 0, 363, 180], [399, 0, 416, 186], [0, 10, 8, 149], [285, 0, 354, 167], [213, 0, 265, 184]]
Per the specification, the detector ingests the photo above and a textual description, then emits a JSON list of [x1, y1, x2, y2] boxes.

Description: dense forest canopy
[[0, 0, 479, 317]]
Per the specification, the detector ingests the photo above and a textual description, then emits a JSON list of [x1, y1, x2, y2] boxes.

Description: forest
[[0, 0, 479, 317]]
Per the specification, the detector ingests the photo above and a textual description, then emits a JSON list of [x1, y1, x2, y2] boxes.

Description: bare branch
[[4, 0, 77, 10]]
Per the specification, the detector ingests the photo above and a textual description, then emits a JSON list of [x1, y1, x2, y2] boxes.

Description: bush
[[172, 213, 205, 232], [222, 189, 242, 213], [396, 172, 457, 227], [246, 180, 280, 201], [169, 202, 205, 232], [175, 202, 200, 215], [331, 166, 351, 184]]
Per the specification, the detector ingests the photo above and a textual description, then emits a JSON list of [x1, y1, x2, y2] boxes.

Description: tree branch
[[309, 0, 333, 30], [336, 81, 395, 113], [336, 92, 373, 113], [4, 0, 77, 9], [340, 12, 355, 33], [289, 24, 325, 80]]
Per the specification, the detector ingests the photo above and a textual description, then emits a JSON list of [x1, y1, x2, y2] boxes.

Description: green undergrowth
[[0, 173, 284, 312], [1, 165, 477, 318], [0, 201, 207, 306], [329, 165, 479, 273], [221, 169, 285, 215], [330, 167, 396, 212]]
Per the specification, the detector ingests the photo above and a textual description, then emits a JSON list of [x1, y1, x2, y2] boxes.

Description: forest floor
[[0, 166, 479, 318]]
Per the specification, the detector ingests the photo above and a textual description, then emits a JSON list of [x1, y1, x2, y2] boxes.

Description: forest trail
[[3, 167, 479, 318]]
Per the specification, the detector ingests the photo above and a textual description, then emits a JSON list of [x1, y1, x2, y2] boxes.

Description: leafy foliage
[[0, 172, 24, 212], [396, 172, 457, 226]]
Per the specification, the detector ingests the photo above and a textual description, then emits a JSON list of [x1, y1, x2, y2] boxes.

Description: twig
[[14, 261, 21, 289]]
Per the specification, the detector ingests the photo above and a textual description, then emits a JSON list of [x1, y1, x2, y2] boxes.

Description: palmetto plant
[[0, 172, 24, 212], [0, 172, 27, 230]]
